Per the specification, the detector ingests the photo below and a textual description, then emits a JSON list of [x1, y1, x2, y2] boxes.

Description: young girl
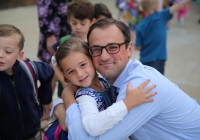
[[52, 37, 156, 136], [176, 0, 189, 25]]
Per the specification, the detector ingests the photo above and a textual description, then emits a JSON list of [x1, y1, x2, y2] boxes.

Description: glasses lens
[[91, 47, 102, 56], [107, 44, 119, 54]]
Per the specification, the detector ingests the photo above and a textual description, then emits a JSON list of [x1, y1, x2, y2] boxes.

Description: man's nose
[[100, 48, 110, 60]]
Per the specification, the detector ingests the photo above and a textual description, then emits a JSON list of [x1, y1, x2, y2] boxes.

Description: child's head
[[67, 0, 95, 40], [0, 24, 24, 74], [94, 3, 112, 21], [141, 0, 159, 14], [55, 37, 96, 87]]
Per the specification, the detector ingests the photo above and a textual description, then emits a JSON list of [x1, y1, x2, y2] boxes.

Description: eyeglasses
[[88, 41, 127, 56]]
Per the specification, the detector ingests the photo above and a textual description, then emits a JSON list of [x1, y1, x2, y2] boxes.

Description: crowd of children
[[0, 0, 195, 139]]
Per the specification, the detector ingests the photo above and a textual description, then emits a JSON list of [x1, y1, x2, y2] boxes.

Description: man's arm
[[170, 0, 191, 14], [65, 79, 159, 139]]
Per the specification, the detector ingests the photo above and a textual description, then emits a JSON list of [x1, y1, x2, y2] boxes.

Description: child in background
[[0, 24, 54, 140], [52, 37, 156, 136], [176, 0, 189, 25], [65, 0, 95, 42], [94, 3, 112, 21], [135, 0, 192, 75]]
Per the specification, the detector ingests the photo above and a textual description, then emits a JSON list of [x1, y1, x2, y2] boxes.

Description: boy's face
[[68, 15, 93, 41], [0, 36, 24, 75]]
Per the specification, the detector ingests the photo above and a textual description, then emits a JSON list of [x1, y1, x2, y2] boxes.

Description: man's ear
[[127, 42, 133, 59], [17, 50, 24, 61]]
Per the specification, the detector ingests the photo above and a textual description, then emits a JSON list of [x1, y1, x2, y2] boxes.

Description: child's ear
[[17, 50, 24, 61], [90, 18, 97, 26]]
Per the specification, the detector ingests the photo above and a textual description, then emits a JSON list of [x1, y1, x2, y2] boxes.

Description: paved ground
[[0, 0, 200, 105]]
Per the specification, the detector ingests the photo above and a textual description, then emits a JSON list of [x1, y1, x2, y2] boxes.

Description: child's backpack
[[19, 59, 40, 106], [43, 119, 69, 140]]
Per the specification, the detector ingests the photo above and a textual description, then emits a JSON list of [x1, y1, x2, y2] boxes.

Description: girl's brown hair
[[55, 37, 91, 72]]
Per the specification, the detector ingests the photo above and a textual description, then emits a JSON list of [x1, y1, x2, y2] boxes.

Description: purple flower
[[54, 17, 61, 24], [38, 0, 44, 5], [39, 7, 47, 17], [45, 0, 51, 6]]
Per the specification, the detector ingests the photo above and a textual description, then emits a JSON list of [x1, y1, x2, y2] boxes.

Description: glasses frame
[[88, 41, 128, 57]]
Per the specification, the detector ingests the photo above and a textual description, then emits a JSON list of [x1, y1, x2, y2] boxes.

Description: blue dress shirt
[[65, 59, 200, 140]]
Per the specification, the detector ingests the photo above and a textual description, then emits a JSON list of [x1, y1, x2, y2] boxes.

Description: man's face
[[88, 25, 133, 84]]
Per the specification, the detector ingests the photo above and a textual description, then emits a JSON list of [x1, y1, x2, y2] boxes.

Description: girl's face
[[60, 52, 96, 87]]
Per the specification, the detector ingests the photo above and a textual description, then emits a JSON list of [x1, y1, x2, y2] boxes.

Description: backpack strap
[[19, 59, 39, 105]]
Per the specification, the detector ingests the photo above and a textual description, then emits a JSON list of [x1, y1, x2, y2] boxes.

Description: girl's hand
[[123, 79, 157, 111], [62, 83, 79, 110]]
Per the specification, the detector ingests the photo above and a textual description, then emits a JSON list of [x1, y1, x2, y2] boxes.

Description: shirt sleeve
[[135, 26, 142, 47], [160, 8, 173, 22], [76, 95, 127, 136], [49, 99, 63, 119], [35, 61, 54, 105]]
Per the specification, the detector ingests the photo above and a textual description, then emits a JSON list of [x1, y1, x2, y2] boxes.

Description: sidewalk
[[0, 0, 200, 104]]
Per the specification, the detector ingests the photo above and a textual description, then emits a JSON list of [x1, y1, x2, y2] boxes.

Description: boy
[[52, 0, 95, 51], [135, 0, 191, 75], [0, 24, 54, 140]]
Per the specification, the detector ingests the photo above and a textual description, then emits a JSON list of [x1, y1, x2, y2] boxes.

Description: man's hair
[[0, 24, 25, 51], [87, 18, 130, 47], [55, 37, 91, 72], [141, 0, 158, 13], [94, 3, 112, 19], [67, 0, 94, 21]]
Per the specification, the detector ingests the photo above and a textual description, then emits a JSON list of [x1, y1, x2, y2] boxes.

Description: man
[[53, 18, 200, 139]]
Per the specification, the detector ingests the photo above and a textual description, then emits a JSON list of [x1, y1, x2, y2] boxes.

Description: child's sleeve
[[76, 95, 128, 136], [160, 8, 173, 22], [34, 61, 54, 105], [135, 26, 142, 47]]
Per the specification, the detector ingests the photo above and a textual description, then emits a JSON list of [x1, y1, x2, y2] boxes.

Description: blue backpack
[[43, 120, 69, 140]]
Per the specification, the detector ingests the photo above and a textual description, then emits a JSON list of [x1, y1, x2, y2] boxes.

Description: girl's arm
[[77, 79, 156, 136]]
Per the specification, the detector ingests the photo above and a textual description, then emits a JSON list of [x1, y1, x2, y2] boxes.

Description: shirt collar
[[113, 59, 142, 90]]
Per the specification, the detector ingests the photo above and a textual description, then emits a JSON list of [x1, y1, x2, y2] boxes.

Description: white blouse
[[76, 95, 128, 136]]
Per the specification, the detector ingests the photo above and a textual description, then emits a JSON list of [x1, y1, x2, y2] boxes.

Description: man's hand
[[62, 83, 79, 110], [123, 79, 157, 111], [46, 35, 57, 55]]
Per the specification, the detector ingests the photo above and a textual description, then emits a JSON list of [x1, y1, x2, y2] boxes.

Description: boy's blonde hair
[[0, 24, 25, 51], [141, 0, 159, 13]]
